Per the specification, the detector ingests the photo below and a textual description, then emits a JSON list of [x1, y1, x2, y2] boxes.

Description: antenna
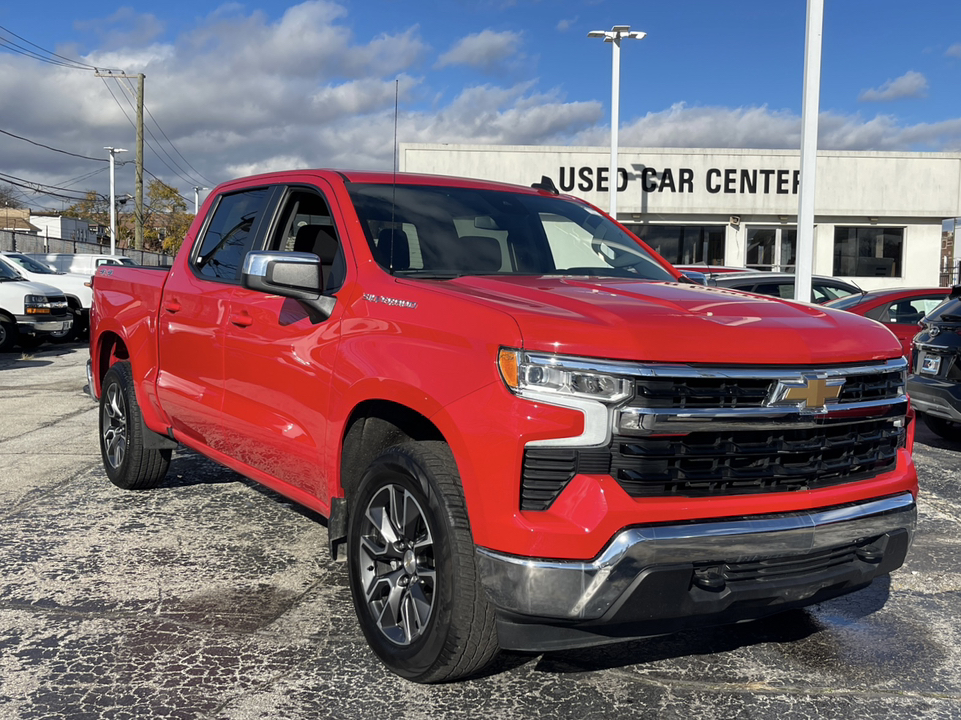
[[389, 78, 399, 275]]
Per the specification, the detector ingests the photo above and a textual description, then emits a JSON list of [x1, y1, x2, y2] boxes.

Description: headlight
[[498, 348, 633, 404], [24, 295, 67, 314]]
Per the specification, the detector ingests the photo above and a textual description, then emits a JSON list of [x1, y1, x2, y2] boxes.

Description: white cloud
[[947, 43, 961, 59], [2, 2, 961, 212], [858, 70, 928, 102], [436, 29, 524, 73], [556, 18, 578, 32]]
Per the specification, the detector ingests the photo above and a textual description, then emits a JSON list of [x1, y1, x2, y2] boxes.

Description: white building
[[29, 212, 93, 244], [399, 144, 961, 289]]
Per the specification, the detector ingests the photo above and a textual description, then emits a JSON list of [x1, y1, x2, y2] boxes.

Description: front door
[[219, 182, 351, 503]]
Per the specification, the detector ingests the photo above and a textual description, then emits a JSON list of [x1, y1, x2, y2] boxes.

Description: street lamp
[[105, 147, 127, 255], [588, 25, 646, 220]]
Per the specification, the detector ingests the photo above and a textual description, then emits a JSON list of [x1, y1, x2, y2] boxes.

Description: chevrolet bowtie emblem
[[768, 375, 844, 412]]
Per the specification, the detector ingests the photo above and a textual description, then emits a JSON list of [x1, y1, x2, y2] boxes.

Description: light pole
[[105, 147, 127, 255], [588, 24, 645, 220], [193, 186, 209, 215]]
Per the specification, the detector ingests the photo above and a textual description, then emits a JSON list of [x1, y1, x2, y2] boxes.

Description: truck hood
[[425, 276, 901, 365]]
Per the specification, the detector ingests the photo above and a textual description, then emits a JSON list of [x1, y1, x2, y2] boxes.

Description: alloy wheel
[[101, 381, 128, 469], [358, 483, 436, 645]]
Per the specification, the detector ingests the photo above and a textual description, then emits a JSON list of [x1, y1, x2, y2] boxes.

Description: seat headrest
[[457, 236, 502, 272], [376, 228, 410, 270]]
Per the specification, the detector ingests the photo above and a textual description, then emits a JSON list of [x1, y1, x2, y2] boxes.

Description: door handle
[[230, 312, 253, 327], [163, 301, 182, 313]]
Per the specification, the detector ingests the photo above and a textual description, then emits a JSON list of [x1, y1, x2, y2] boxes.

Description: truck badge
[[767, 375, 844, 412]]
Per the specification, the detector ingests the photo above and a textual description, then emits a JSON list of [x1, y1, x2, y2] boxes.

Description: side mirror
[[242, 251, 335, 318]]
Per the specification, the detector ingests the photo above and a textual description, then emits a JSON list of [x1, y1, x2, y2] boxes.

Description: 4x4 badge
[[767, 375, 844, 412]]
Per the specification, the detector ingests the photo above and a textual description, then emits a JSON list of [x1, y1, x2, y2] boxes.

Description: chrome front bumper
[[476, 492, 916, 622]]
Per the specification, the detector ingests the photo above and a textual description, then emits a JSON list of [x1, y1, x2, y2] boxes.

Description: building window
[[746, 226, 796, 271], [627, 225, 725, 265], [833, 227, 903, 277]]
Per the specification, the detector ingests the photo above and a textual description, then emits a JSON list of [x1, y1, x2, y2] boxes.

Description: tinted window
[[194, 188, 270, 281], [267, 188, 346, 294], [347, 184, 674, 281], [833, 227, 903, 277], [926, 294, 961, 322]]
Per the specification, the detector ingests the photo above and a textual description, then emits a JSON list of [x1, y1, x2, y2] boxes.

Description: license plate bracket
[[921, 354, 942, 375]]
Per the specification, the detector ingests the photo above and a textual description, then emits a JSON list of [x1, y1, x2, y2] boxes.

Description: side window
[[266, 188, 347, 294], [194, 187, 270, 282], [883, 298, 936, 325]]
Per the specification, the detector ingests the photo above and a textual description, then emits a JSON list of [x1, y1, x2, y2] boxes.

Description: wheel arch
[[327, 400, 445, 561]]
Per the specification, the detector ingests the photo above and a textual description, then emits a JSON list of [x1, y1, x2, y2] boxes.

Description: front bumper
[[907, 374, 961, 423], [15, 314, 72, 335], [476, 492, 916, 651]]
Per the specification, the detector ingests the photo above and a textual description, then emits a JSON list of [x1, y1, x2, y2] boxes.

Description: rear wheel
[[922, 413, 960, 441], [347, 441, 500, 683], [100, 361, 171, 489]]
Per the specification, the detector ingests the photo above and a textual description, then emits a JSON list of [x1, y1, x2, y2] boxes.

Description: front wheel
[[922, 413, 960, 441], [99, 361, 171, 489], [347, 441, 499, 683], [0, 319, 18, 352]]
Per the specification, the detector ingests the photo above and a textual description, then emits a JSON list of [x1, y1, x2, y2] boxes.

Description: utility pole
[[135, 73, 144, 250], [96, 71, 145, 249]]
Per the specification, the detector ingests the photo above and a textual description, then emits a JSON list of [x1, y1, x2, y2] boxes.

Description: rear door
[[219, 180, 351, 503], [156, 185, 274, 453]]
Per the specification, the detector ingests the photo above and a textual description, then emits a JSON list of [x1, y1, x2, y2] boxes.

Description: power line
[[142, 167, 193, 206], [0, 171, 103, 203], [115, 76, 205, 188], [0, 127, 106, 162], [0, 23, 103, 71]]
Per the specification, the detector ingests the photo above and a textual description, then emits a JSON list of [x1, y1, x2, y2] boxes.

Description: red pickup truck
[[89, 169, 918, 683]]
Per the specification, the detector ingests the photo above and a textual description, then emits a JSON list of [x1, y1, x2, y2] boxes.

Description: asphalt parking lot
[[1, 344, 960, 720]]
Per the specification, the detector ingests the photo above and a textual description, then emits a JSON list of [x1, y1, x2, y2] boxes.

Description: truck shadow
[[502, 577, 893, 677]]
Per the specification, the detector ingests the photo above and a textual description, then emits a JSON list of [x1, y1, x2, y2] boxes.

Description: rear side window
[[926, 295, 961, 322], [194, 188, 270, 282]]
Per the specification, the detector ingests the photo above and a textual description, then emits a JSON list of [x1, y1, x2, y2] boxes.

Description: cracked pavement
[[0, 344, 959, 719]]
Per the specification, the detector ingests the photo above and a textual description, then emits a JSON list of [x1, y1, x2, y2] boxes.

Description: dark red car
[[825, 287, 952, 358]]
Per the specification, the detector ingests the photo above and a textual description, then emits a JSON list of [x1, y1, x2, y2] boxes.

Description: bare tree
[[0, 183, 24, 209]]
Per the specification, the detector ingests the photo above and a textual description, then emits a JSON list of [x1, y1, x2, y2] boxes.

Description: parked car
[[711, 272, 861, 304], [25, 253, 135, 276], [0, 259, 72, 351], [825, 287, 951, 359], [0, 252, 93, 340], [906, 286, 961, 440]]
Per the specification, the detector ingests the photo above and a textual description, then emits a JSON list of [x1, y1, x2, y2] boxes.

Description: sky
[[1, 0, 960, 211]]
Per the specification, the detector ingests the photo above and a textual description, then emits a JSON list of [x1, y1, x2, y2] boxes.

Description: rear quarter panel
[[91, 266, 171, 430]]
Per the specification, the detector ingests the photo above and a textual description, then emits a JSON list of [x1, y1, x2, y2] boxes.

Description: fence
[[0, 230, 174, 266]]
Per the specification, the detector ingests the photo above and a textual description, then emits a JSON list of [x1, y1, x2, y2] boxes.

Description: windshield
[[346, 183, 676, 281], [824, 292, 867, 310], [4, 254, 57, 274], [0, 260, 22, 280]]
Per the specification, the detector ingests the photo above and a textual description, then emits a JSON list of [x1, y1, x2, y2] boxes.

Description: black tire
[[0, 318, 18, 352], [347, 441, 500, 683], [17, 334, 45, 351], [99, 361, 171, 489], [922, 413, 960, 441]]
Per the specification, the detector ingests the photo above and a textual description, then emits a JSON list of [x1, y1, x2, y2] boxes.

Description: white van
[[25, 253, 135, 276], [0, 253, 93, 341], [0, 259, 72, 352]]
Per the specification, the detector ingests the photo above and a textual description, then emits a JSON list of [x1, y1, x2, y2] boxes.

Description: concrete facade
[[399, 144, 961, 289]]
